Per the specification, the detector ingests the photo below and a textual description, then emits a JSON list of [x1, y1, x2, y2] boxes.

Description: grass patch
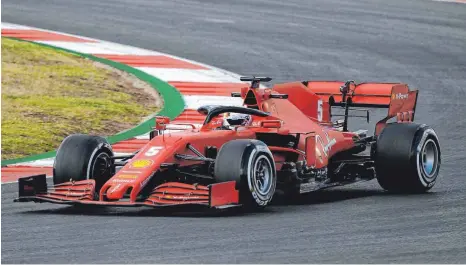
[[1, 37, 162, 160]]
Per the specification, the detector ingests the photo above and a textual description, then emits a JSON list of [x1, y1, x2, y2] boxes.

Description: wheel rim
[[420, 139, 439, 179], [252, 155, 274, 196], [91, 152, 113, 180]]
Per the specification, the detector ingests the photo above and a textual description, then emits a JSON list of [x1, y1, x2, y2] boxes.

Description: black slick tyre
[[214, 139, 277, 209], [374, 123, 441, 193], [53, 134, 115, 192]]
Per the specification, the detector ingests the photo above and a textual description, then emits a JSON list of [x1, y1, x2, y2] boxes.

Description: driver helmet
[[223, 112, 252, 128]]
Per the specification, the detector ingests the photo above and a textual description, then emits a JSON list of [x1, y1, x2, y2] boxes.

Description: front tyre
[[214, 139, 277, 208], [53, 134, 115, 193], [374, 123, 441, 193]]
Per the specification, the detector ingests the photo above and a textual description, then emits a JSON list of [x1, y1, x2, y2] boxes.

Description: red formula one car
[[15, 77, 441, 210]]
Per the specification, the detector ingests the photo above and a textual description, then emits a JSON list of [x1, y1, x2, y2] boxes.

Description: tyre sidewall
[[411, 126, 441, 189], [87, 142, 114, 180], [242, 142, 277, 207], [87, 142, 114, 189]]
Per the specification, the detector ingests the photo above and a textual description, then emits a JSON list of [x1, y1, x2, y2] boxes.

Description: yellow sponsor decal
[[118, 175, 138, 179], [131, 159, 153, 169]]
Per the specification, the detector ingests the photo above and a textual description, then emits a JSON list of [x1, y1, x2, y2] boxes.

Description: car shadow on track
[[19, 205, 270, 218], [18, 187, 437, 218], [274, 188, 386, 206]]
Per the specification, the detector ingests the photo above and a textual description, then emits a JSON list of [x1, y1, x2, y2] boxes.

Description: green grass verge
[[1, 37, 184, 164]]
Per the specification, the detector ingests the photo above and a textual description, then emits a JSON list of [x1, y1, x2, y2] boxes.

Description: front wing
[[14, 175, 240, 209]]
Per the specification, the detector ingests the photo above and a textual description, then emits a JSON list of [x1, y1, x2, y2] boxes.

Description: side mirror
[[155, 116, 170, 131], [149, 130, 159, 140]]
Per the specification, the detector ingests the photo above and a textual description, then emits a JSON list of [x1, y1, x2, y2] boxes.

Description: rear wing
[[302, 80, 419, 135]]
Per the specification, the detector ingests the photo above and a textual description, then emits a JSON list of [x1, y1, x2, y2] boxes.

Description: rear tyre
[[214, 139, 277, 209], [53, 134, 115, 193], [374, 123, 441, 193]]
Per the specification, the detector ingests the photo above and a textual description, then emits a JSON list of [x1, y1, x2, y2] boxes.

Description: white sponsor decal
[[317, 99, 323, 122], [395, 93, 408, 100], [316, 131, 336, 157], [109, 184, 121, 193], [168, 196, 201, 200], [144, 146, 163, 156], [112, 179, 134, 183], [256, 145, 268, 152], [66, 192, 86, 196]]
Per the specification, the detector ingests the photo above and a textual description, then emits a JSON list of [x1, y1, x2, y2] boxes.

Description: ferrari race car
[[14, 77, 441, 210]]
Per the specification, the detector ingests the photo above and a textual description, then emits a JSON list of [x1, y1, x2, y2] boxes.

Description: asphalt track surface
[[2, 0, 466, 263]]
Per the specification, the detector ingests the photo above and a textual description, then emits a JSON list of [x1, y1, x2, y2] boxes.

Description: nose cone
[[105, 183, 130, 200]]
